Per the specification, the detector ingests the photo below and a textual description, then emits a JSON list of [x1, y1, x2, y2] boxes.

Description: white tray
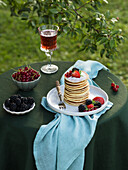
[[47, 85, 108, 116]]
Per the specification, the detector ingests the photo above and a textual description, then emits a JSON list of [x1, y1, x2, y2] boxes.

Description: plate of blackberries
[[3, 94, 35, 115]]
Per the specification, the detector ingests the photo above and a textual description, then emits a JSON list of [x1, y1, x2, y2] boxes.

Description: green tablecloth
[[0, 61, 128, 170]]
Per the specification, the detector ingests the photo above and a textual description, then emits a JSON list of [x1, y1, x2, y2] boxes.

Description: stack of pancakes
[[64, 71, 90, 106]]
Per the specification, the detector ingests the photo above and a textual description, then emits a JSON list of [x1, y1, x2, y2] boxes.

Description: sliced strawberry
[[71, 70, 80, 78], [93, 97, 104, 105]]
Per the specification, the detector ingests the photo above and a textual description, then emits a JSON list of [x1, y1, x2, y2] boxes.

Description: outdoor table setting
[[0, 59, 128, 170], [0, 16, 128, 170]]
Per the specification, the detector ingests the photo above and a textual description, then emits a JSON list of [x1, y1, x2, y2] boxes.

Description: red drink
[[40, 29, 57, 50]]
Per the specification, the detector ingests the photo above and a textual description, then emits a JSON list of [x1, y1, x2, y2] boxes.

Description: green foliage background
[[0, 0, 128, 88]]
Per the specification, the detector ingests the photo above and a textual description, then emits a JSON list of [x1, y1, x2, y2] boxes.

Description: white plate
[[3, 103, 35, 115], [47, 85, 108, 116]]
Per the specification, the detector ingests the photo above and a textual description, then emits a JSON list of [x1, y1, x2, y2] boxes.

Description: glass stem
[[45, 51, 53, 68]]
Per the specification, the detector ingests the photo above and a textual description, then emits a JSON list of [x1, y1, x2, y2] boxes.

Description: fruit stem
[[108, 77, 115, 83]]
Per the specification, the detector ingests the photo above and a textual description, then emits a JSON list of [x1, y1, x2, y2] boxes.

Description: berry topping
[[78, 97, 105, 113], [78, 104, 86, 112], [72, 67, 79, 72], [65, 70, 72, 78], [93, 97, 104, 105], [71, 70, 80, 78], [85, 99, 92, 105]]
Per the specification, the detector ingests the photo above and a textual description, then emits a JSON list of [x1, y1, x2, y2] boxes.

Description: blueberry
[[21, 97, 28, 104], [78, 104, 86, 112], [85, 99, 92, 105], [72, 67, 79, 72]]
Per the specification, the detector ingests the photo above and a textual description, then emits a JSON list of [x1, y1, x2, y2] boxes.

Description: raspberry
[[87, 104, 94, 110]]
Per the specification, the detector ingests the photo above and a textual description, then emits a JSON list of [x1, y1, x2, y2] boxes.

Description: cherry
[[12, 66, 40, 82], [108, 77, 119, 92], [113, 86, 118, 92], [111, 82, 115, 87]]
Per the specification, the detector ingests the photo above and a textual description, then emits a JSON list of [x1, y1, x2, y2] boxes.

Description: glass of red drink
[[38, 25, 59, 74]]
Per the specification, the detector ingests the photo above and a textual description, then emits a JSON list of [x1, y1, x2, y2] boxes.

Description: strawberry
[[93, 97, 104, 105], [71, 70, 80, 78]]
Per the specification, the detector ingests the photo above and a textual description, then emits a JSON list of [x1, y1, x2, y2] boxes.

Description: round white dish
[[46, 85, 108, 116], [3, 103, 35, 115]]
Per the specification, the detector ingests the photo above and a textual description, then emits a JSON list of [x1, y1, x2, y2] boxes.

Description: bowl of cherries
[[12, 66, 41, 91]]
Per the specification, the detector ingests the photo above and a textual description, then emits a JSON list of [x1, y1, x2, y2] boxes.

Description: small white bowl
[[12, 73, 41, 91]]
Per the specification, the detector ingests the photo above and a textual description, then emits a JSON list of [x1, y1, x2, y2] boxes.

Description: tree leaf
[[99, 37, 108, 44], [49, 8, 58, 14], [100, 49, 105, 57], [110, 39, 115, 49], [111, 30, 119, 35]]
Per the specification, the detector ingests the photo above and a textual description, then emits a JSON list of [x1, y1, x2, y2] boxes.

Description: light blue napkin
[[33, 60, 113, 170]]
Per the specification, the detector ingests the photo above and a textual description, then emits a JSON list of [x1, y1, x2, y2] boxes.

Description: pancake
[[64, 70, 90, 106]]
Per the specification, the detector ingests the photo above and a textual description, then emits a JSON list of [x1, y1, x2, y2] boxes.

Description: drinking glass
[[38, 25, 59, 74]]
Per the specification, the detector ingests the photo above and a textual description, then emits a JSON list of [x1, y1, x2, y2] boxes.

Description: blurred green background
[[0, 0, 128, 88]]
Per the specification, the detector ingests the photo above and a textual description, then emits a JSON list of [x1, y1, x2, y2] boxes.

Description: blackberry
[[15, 98, 21, 106], [26, 103, 31, 110], [85, 99, 92, 105], [10, 95, 18, 102], [94, 101, 101, 108], [10, 102, 17, 111], [21, 97, 28, 104], [78, 104, 86, 112], [5, 99, 11, 107], [17, 94, 22, 99], [72, 67, 79, 72], [20, 103, 28, 111], [27, 97, 35, 105], [16, 106, 21, 112]]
